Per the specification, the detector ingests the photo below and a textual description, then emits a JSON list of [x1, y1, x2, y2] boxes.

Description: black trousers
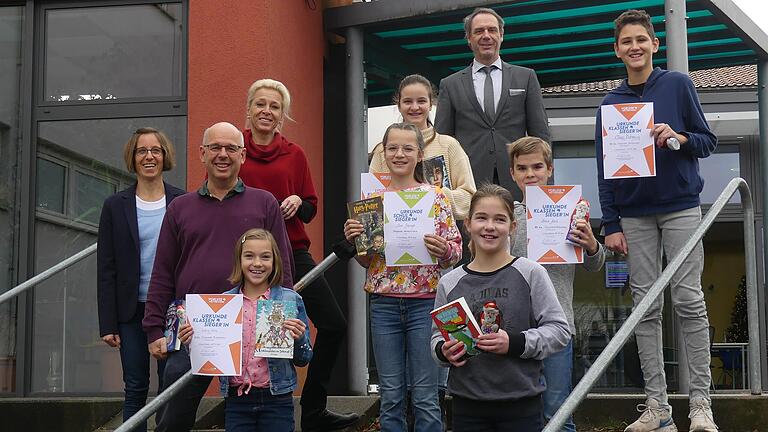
[[294, 248, 348, 412], [154, 346, 213, 432]]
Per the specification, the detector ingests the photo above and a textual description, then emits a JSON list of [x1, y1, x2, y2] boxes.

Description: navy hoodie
[[595, 68, 717, 235]]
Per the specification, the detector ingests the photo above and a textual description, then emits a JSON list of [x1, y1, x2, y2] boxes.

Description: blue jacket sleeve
[[595, 107, 622, 235], [679, 77, 717, 158], [292, 294, 313, 366]]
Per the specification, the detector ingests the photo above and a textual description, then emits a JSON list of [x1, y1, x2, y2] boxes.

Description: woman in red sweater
[[239, 79, 357, 432]]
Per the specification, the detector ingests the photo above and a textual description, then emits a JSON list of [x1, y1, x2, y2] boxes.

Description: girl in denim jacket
[[179, 228, 312, 431]]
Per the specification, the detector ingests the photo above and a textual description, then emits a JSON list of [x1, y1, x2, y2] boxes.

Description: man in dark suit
[[435, 7, 551, 198]]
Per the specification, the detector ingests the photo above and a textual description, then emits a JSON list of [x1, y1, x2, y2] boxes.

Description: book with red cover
[[431, 297, 481, 357]]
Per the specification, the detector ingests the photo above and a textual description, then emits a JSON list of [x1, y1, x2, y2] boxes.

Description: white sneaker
[[624, 398, 678, 432], [688, 396, 718, 431]]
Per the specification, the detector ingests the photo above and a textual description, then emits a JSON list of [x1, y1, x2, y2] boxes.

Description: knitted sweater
[[240, 130, 318, 251], [370, 126, 477, 220], [511, 202, 605, 334], [142, 185, 294, 342]]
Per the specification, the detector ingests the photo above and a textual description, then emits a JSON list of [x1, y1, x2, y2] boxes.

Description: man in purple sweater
[[142, 121, 294, 432]]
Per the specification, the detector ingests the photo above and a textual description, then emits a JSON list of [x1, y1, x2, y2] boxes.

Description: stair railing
[[544, 177, 761, 431], [0, 243, 97, 305], [114, 241, 354, 432]]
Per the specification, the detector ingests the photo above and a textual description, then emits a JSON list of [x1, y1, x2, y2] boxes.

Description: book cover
[[430, 297, 481, 357], [423, 155, 452, 189], [254, 300, 297, 359], [346, 195, 384, 256], [164, 299, 186, 352]]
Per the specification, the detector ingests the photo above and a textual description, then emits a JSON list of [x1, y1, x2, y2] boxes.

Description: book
[[346, 195, 384, 256], [254, 300, 297, 359], [423, 155, 452, 189], [430, 297, 481, 357], [164, 299, 186, 352]]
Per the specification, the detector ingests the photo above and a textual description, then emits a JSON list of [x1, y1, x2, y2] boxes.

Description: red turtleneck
[[240, 129, 318, 251]]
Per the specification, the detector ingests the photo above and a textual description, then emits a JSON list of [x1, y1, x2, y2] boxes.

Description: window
[[35, 158, 67, 214], [43, 3, 183, 102]]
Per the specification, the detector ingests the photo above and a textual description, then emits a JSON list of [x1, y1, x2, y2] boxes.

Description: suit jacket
[[434, 61, 551, 197], [97, 182, 186, 336]]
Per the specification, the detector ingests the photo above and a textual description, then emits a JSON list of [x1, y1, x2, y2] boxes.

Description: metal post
[[664, 0, 691, 394], [758, 59, 768, 392], [346, 25, 368, 396], [743, 182, 762, 395], [665, 0, 689, 74]]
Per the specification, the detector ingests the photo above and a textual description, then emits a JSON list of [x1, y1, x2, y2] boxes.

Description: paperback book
[[431, 297, 481, 357], [254, 300, 297, 359], [164, 299, 186, 352], [347, 195, 384, 256], [423, 155, 452, 189]]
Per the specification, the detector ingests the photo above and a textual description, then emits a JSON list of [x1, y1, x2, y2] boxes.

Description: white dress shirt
[[472, 57, 503, 112]]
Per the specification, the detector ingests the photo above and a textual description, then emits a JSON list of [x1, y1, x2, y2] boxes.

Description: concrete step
[[2, 393, 766, 432], [94, 395, 378, 431]]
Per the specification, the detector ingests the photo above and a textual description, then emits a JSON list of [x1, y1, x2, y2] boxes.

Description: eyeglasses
[[384, 144, 418, 155], [203, 144, 243, 154], [135, 147, 164, 157]]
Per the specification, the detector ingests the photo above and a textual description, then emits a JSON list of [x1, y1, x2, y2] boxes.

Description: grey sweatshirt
[[511, 202, 605, 334], [430, 258, 570, 401]]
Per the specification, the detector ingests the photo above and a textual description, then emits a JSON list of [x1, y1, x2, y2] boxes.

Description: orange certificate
[[187, 294, 243, 376], [601, 102, 656, 179], [526, 185, 584, 265], [361, 172, 391, 199]]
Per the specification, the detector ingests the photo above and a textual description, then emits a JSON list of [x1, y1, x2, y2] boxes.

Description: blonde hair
[[507, 136, 553, 168], [246, 78, 294, 126], [228, 228, 283, 288], [122, 127, 176, 173]]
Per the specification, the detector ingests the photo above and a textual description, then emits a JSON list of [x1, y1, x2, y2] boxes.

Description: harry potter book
[[346, 196, 384, 256], [423, 155, 452, 189]]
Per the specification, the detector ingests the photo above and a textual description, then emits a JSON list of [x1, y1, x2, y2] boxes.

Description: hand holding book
[[283, 318, 306, 340], [178, 322, 194, 345]]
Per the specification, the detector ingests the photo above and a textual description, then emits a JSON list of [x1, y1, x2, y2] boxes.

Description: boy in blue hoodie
[[595, 9, 717, 432]]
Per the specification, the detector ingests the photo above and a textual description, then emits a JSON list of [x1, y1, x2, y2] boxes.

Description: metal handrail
[[544, 177, 761, 431], [115, 248, 347, 432], [0, 243, 98, 305]]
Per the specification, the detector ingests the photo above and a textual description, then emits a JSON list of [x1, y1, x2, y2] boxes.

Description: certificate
[[526, 185, 584, 264], [187, 294, 243, 376], [361, 172, 391, 199], [383, 190, 436, 266], [601, 102, 656, 179]]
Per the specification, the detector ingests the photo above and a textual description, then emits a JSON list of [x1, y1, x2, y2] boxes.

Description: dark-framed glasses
[[203, 144, 243, 154]]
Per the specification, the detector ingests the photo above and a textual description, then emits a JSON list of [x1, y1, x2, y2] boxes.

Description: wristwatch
[[666, 137, 680, 151]]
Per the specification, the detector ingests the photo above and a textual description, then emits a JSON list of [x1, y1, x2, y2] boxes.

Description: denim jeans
[[622, 207, 712, 406], [542, 340, 575, 432], [119, 302, 166, 432], [370, 295, 441, 432], [225, 387, 294, 432]]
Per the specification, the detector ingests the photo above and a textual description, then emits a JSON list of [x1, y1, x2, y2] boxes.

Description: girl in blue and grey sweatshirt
[[431, 184, 570, 432]]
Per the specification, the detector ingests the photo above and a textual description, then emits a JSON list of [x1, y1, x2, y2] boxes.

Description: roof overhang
[[325, 0, 768, 107]]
